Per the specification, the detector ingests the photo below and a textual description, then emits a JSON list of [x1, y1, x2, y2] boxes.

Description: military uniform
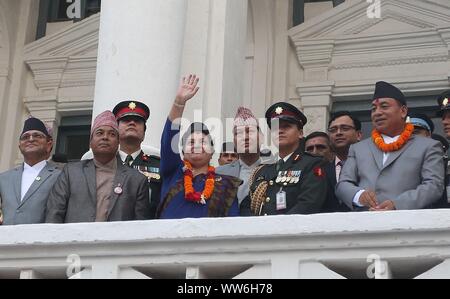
[[241, 147, 327, 216], [436, 91, 450, 208], [240, 102, 327, 216], [128, 151, 162, 218], [113, 100, 163, 219]]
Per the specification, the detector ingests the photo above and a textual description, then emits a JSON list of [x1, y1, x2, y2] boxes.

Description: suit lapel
[[20, 163, 55, 206], [382, 136, 415, 171], [83, 160, 97, 204], [107, 160, 128, 218], [369, 139, 384, 170], [13, 166, 23, 204]]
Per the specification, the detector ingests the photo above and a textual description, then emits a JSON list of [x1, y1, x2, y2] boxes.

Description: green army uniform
[[113, 100, 162, 219], [129, 151, 162, 219], [240, 146, 327, 216], [240, 101, 327, 216]]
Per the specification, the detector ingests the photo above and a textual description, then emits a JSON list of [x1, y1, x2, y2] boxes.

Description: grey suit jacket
[[0, 162, 61, 225], [336, 135, 444, 210], [216, 157, 274, 204], [45, 157, 151, 223]]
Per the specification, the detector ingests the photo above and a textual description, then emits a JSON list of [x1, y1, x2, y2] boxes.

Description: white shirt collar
[[119, 149, 141, 162], [278, 152, 294, 163], [23, 160, 47, 172], [381, 134, 400, 144]]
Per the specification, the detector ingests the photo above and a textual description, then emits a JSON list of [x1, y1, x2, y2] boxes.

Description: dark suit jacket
[[45, 157, 151, 223], [321, 161, 350, 213]]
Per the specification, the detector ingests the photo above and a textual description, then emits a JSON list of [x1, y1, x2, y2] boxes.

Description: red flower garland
[[183, 161, 215, 204], [372, 123, 414, 152]]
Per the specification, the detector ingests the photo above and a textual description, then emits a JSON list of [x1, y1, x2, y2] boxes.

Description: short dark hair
[[181, 122, 214, 149], [328, 111, 362, 131], [305, 131, 330, 144]]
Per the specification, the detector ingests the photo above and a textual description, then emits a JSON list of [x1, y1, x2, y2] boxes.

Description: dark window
[[55, 116, 92, 162], [293, 0, 345, 27], [37, 0, 101, 39]]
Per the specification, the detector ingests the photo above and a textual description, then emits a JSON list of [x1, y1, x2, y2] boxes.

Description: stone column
[[93, 0, 188, 151], [297, 81, 334, 135]]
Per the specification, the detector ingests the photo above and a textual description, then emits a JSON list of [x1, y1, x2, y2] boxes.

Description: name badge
[[276, 191, 287, 211]]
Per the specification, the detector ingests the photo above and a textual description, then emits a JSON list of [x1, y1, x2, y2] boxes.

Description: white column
[[179, 0, 248, 147], [93, 0, 188, 150]]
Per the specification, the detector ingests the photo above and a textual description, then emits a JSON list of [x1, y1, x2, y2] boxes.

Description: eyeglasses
[[20, 133, 47, 141], [327, 125, 356, 134]]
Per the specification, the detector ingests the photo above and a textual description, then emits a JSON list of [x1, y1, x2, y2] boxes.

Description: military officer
[[240, 102, 328, 216], [436, 91, 450, 208], [113, 100, 162, 218]]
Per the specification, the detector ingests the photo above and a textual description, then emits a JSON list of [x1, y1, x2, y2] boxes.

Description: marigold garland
[[183, 160, 215, 204], [372, 123, 414, 152]]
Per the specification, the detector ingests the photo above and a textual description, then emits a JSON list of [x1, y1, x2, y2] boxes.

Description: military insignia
[[275, 107, 283, 115], [294, 154, 301, 162], [128, 102, 137, 110], [313, 166, 325, 178], [256, 176, 265, 182], [444, 98, 449, 107], [142, 154, 149, 162]]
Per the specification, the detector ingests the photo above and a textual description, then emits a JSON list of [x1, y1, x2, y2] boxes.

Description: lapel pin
[[114, 184, 123, 195], [36, 176, 41, 181]]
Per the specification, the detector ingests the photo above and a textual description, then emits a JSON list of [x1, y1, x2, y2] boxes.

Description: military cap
[[265, 102, 307, 129], [408, 113, 434, 133], [437, 90, 450, 116], [113, 100, 150, 121], [373, 81, 406, 106]]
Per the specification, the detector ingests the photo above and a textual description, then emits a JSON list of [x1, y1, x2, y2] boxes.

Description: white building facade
[[0, 0, 449, 170]]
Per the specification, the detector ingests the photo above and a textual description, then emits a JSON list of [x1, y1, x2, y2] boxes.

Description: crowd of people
[[0, 75, 449, 225]]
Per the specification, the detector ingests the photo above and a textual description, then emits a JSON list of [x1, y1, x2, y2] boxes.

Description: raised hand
[[175, 74, 200, 105]]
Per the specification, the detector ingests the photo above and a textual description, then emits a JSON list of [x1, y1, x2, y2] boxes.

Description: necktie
[[125, 155, 134, 166], [276, 159, 284, 171]]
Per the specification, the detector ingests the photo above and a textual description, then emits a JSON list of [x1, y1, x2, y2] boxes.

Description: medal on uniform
[[281, 171, 287, 183], [276, 189, 287, 211], [295, 171, 302, 183], [114, 184, 123, 195], [276, 172, 282, 183]]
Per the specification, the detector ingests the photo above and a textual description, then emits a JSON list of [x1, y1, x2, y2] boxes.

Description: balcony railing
[[1, 209, 450, 279]]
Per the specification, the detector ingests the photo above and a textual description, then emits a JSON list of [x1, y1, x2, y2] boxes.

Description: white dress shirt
[[353, 134, 400, 206], [335, 157, 343, 182], [21, 160, 47, 201], [119, 149, 141, 164]]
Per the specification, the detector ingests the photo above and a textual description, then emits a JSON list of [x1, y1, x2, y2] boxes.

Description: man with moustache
[[321, 111, 362, 213], [46, 111, 150, 223], [240, 102, 327, 216], [113, 101, 161, 219], [0, 117, 60, 225], [336, 81, 444, 211]]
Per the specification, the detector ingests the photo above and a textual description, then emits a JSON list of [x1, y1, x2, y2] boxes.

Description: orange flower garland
[[372, 123, 414, 152], [183, 160, 215, 204]]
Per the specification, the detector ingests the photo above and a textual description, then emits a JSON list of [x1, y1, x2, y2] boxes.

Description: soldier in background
[[240, 102, 327, 216], [113, 101, 162, 219]]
